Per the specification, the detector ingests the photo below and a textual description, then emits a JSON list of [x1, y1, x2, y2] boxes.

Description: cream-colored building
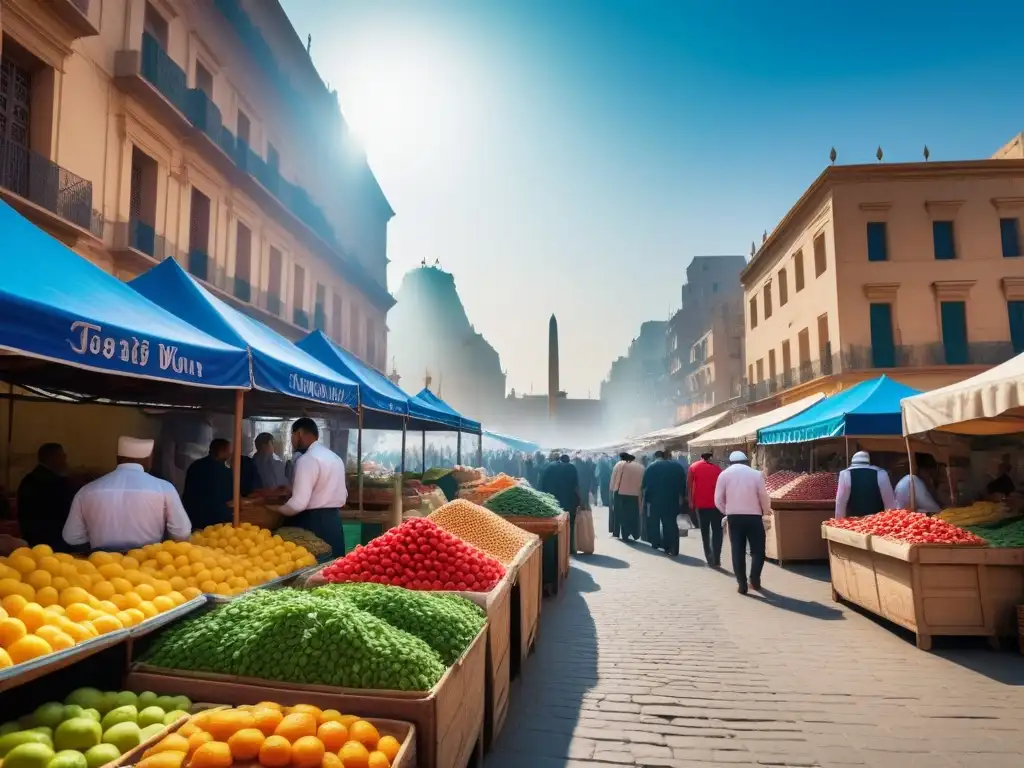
[[679, 296, 743, 421], [0, 0, 393, 370], [741, 157, 1024, 405]]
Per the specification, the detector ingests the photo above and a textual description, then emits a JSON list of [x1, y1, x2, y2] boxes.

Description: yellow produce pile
[[427, 499, 537, 565], [936, 501, 1013, 527], [187, 523, 318, 590]]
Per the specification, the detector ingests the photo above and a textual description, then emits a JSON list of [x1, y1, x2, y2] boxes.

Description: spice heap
[[428, 499, 535, 564]]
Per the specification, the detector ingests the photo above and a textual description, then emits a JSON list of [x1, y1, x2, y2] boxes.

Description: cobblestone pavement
[[486, 507, 1024, 768]]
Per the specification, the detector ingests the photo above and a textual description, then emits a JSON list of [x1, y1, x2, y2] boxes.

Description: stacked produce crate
[[764, 471, 839, 565]]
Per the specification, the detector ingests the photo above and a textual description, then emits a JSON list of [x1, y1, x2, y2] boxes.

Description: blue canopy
[[757, 375, 922, 444], [130, 260, 358, 408], [413, 388, 481, 433], [484, 430, 540, 453], [0, 201, 249, 389]]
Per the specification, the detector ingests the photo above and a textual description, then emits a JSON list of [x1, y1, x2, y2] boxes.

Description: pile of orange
[[138, 702, 401, 768]]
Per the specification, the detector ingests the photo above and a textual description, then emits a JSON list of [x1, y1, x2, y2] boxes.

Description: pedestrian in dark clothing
[[17, 443, 74, 552], [689, 452, 724, 566], [182, 439, 234, 529], [641, 451, 664, 547], [574, 455, 594, 511], [541, 453, 580, 552], [609, 453, 643, 540], [598, 455, 613, 513], [641, 450, 687, 556]]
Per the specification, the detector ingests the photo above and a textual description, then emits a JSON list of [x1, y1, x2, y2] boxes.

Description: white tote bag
[[575, 509, 596, 554]]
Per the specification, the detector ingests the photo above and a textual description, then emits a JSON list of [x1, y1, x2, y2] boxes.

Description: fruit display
[[274, 529, 331, 559], [451, 466, 483, 484], [936, 501, 1014, 527], [140, 588, 449, 691], [826, 509, 987, 545], [0, 687, 192, 768], [312, 583, 485, 665], [765, 471, 801, 495], [186, 524, 318, 592], [427, 500, 536, 565], [318, 518, 505, 592], [0, 545, 197, 669], [483, 485, 563, 518], [964, 518, 1024, 548], [142, 702, 402, 768], [458, 474, 518, 505], [774, 472, 838, 502]]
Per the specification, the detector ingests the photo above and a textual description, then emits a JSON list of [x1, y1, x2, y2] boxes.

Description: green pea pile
[[484, 484, 563, 518], [313, 583, 485, 665], [966, 518, 1024, 548], [140, 588, 448, 691]]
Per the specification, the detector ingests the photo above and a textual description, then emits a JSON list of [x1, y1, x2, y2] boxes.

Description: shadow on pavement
[[773, 561, 831, 583], [573, 552, 629, 569], [934, 645, 1024, 686], [750, 587, 845, 620], [486, 564, 599, 767]]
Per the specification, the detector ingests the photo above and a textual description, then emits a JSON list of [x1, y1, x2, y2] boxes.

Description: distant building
[[600, 320, 669, 436], [679, 296, 744, 421]]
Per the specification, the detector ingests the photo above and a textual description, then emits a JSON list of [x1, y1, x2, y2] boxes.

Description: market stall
[[755, 376, 923, 563]]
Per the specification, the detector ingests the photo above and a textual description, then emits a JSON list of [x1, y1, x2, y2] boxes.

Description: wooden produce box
[[508, 540, 542, 678], [765, 501, 834, 564], [128, 625, 487, 768], [103, 713, 190, 768], [465, 577, 511, 751], [822, 526, 1024, 650], [501, 513, 570, 594]]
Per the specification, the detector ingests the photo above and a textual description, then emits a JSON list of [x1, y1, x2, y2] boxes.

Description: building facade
[[679, 295, 743, 421], [600, 320, 669, 437], [0, 0, 393, 369], [740, 157, 1024, 405]]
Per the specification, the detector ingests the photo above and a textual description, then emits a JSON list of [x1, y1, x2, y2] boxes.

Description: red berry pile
[[766, 471, 801, 495], [776, 472, 838, 501], [826, 509, 986, 545], [321, 518, 506, 591]]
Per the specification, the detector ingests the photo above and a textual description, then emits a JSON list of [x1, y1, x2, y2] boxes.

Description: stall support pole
[[844, 436, 850, 464], [357, 409, 364, 513], [421, 431, 426, 472], [232, 389, 244, 527], [477, 431, 483, 467], [905, 436, 917, 511], [400, 422, 407, 474], [456, 430, 462, 466], [5, 384, 14, 492]]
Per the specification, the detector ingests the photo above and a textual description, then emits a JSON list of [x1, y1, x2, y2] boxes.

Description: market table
[[823, 525, 1024, 650], [508, 538, 542, 678], [765, 500, 833, 564], [501, 512, 569, 595]]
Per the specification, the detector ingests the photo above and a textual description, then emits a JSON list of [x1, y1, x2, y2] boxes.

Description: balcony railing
[[188, 249, 210, 281], [0, 137, 96, 232], [127, 218, 156, 256], [293, 308, 310, 329], [314, 306, 327, 332], [186, 89, 222, 139], [141, 32, 188, 115], [233, 277, 251, 303]]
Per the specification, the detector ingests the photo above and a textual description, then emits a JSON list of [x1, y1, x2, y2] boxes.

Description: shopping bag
[[575, 508, 596, 554]]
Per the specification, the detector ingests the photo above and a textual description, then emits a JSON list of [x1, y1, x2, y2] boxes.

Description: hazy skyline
[[280, 0, 1024, 397]]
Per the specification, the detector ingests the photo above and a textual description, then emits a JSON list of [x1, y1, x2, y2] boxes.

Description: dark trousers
[[645, 506, 661, 549], [658, 507, 680, 555], [291, 507, 346, 558], [697, 507, 724, 565], [568, 509, 577, 553], [613, 494, 639, 540], [728, 514, 766, 588]]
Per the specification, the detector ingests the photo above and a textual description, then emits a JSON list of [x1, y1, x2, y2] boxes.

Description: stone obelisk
[[548, 314, 559, 419]]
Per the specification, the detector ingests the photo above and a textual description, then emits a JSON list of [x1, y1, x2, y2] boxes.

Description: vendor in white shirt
[[279, 418, 347, 557], [714, 451, 771, 595], [62, 436, 191, 552], [836, 451, 896, 519], [894, 454, 942, 514]]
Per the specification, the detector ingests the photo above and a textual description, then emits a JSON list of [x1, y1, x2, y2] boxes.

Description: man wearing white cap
[[62, 436, 191, 551], [836, 450, 895, 519], [714, 451, 770, 594]]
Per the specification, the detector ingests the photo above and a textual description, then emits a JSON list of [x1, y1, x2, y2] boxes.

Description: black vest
[[847, 466, 885, 517]]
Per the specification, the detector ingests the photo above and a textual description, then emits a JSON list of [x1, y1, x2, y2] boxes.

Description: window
[[747, 364, 753, 383], [768, 349, 777, 380], [129, 147, 158, 257], [314, 283, 326, 331], [763, 284, 772, 319], [292, 264, 307, 327], [755, 359, 764, 383], [234, 222, 251, 302], [195, 62, 214, 99], [332, 292, 343, 343], [940, 301, 968, 364], [237, 110, 251, 146], [933, 220, 956, 260], [267, 247, 282, 315], [794, 251, 805, 292], [366, 317, 377, 366], [267, 143, 279, 172], [188, 188, 211, 279], [712, 282, 719, 293], [813, 234, 827, 277], [778, 269, 788, 306], [781, 340, 792, 376], [1001, 218, 1021, 258], [867, 222, 888, 262], [144, 2, 168, 49], [869, 303, 895, 368], [798, 328, 811, 365], [749, 297, 757, 329], [1009, 302, 1024, 354], [817, 314, 830, 362], [349, 304, 361, 354]]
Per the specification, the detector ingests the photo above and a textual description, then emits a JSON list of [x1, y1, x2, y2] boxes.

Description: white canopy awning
[[902, 352, 1024, 436], [689, 393, 825, 450], [632, 409, 733, 451]]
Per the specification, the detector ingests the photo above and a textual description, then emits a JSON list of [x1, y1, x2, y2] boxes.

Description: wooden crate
[[473, 576, 511, 750], [764, 502, 834, 564], [822, 526, 1024, 650], [502, 513, 569, 595], [127, 625, 486, 768], [102, 713, 190, 768], [509, 540, 542, 677]]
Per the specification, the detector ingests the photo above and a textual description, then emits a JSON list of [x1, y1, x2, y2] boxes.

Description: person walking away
[[642, 451, 666, 548], [714, 451, 770, 594], [541, 453, 580, 553], [253, 432, 289, 491], [598, 454, 613, 513], [277, 418, 348, 557], [182, 439, 234, 529], [689, 451, 724, 566], [894, 454, 941, 514], [573, 454, 596, 554], [63, 437, 191, 552], [641, 448, 687, 556], [17, 443, 74, 552], [836, 451, 895, 519], [609, 453, 643, 541]]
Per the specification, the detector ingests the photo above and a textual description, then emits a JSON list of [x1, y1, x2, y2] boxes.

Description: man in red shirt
[[688, 451, 724, 566]]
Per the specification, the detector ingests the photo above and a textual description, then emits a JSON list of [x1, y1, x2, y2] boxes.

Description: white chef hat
[[851, 451, 871, 465], [729, 450, 748, 463], [118, 436, 154, 459]]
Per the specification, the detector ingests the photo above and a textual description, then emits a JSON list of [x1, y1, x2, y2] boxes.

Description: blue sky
[[280, 0, 1024, 397]]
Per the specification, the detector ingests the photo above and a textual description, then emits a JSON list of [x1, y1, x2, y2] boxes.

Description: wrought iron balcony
[[233, 277, 252, 303], [0, 137, 96, 234], [314, 306, 327, 332], [140, 33, 188, 116], [293, 308, 310, 329], [188, 249, 210, 281], [45, 0, 99, 38], [186, 89, 222, 140]]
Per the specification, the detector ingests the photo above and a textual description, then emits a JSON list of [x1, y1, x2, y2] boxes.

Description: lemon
[[7, 633, 53, 663]]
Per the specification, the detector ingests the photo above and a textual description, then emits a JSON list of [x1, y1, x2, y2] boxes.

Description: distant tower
[[548, 314, 559, 419]]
